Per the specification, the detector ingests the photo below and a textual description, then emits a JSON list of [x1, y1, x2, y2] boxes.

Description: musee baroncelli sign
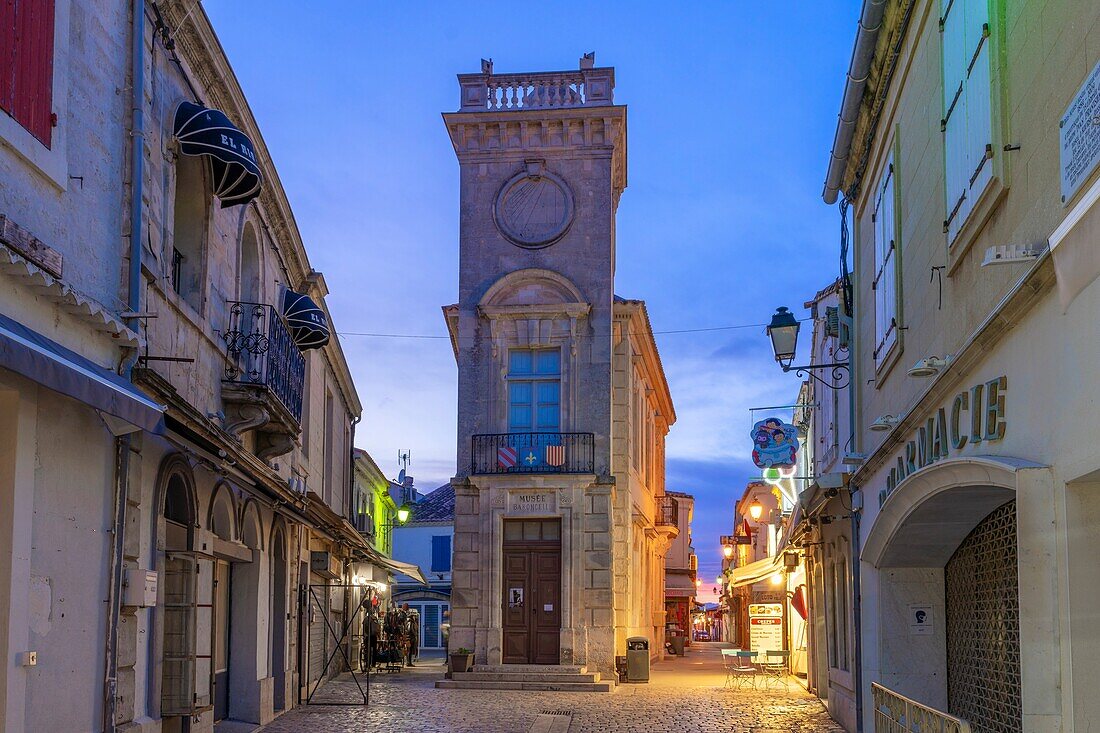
[[879, 376, 1007, 507]]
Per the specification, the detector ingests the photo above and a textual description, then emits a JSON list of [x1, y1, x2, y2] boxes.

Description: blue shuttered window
[[431, 535, 451, 572]]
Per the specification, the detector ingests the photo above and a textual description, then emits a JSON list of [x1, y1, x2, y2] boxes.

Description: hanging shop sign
[[880, 376, 1007, 506], [750, 417, 798, 469], [748, 603, 784, 655]]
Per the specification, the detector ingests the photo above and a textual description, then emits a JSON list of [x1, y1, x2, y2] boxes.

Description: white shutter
[[943, 0, 994, 243], [873, 153, 898, 367], [880, 163, 897, 355], [942, 0, 969, 242], [964, 24, 993, 199]]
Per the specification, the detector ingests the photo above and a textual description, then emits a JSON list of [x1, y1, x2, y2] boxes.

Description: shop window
[[507, 348, 560, 433], [170, 152, 209, 312]]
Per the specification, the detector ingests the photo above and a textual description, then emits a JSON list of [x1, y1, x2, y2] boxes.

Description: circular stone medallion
[[493, 169, 575, 249]]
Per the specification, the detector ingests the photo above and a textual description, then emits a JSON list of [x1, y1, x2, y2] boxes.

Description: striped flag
[[497, 446, 518, 469], [545, 444, 565, 467]]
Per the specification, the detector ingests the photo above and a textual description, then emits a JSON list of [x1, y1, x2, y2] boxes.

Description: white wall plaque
[[908, 604, 934, 636], [1060, 60, 1100, 205], [508, 490, 557, 515]]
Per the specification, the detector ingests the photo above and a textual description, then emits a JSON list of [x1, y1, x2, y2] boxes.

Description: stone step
[[453, 670, 601, 683], [435, 679, 614, 693], [472, 664, 587, 674]]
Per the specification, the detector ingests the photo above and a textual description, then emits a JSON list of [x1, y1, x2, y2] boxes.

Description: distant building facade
[[663, 492, 697, 646], [442, 57, 677, 678], [392, 483, 455, 650]]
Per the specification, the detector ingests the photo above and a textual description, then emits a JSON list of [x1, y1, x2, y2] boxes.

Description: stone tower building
[[442, 57, 677, 682]]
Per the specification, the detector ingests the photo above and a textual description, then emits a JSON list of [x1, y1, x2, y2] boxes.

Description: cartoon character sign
[[750, 417, 798, 469]]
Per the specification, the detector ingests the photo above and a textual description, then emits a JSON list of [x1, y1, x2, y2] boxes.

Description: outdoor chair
[[760, 650, 790, 691], [722, 648, 758, 690]]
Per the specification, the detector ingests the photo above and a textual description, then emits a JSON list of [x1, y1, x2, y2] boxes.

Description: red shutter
[[1, 0, 55, 148]]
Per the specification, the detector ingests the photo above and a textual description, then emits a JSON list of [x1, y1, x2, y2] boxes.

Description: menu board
[[748, 603, 784, 655]]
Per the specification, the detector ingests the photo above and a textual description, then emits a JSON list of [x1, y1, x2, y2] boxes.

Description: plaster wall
[[855, 272, 1100, 732], [0, 0, 130, 308], [851, 0, 1100, 463], [0, 372, 119, 732], [392, 523, 454, 585]]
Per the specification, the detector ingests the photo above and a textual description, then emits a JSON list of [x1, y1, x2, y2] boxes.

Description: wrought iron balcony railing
[[656, 495, 679, 528], [223, 301, 306, 422], [471, 432, 594, 475]]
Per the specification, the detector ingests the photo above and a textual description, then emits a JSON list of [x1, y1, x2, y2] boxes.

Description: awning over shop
[[354, 544, 427, 585], [0, 311, 165, 433], [374, 555, 428, 585], [728, 554, 785, 588], [280, 288, 330, 350], [173, 101, 262, 207]]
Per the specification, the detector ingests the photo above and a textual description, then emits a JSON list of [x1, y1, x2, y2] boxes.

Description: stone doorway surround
[[858, 456, 1057, 733], [453, 472, 616, 675]]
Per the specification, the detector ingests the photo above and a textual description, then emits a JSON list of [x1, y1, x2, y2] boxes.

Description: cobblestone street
[[258, 644, 843, 733]]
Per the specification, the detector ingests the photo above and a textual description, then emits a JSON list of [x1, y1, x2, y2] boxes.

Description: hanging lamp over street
[[767, 306, 800, 369]]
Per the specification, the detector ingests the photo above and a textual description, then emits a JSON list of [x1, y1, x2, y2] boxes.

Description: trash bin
[[626, 636, 650, 682], [668, 633, 685, 656]]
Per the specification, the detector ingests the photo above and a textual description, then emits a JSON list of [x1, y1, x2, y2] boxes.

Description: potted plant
[[449, 647, 474, 674]]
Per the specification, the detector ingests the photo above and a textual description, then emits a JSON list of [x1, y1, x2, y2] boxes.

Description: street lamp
[[766, 306, 850, 389], [382, 502, 414, 531], [766, 307, 800, 369], [748, 500, 764, 522], [722, 544, 734, 559]]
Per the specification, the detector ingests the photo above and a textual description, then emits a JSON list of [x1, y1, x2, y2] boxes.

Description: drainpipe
[[121, 0, 146, 377], [850, 503, 864, 733], [845, 306, 864, 733], [105, 3, 146, 731], [822, 0, 888, 204], [104, 434, 132, 733]]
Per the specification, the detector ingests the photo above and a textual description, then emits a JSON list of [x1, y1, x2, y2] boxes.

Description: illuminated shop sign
[[880, 376, 1007, 506], [750, 417, 798, 469]]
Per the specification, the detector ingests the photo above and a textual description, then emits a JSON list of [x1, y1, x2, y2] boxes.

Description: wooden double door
[[502, 519, 561, 665]]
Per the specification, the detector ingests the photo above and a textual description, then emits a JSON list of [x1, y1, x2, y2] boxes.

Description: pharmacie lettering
[[881, 376, 1007, 506]]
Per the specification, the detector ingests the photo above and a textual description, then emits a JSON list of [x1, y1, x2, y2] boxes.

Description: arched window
[[164, 473, 193, 526], [239, 222, 261, 303], [171, 152, 208, 312]]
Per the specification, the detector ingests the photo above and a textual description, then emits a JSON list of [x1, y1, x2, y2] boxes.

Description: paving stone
[[258, 645, 843, 733]]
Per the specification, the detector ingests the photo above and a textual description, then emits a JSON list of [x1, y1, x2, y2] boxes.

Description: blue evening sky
[[205, 0, 862, 598]]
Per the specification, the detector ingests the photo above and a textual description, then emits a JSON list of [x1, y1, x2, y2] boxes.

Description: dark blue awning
[[0, 312, 165, 433], [281, 288, 330, 351], [174, 101, 263, 208]]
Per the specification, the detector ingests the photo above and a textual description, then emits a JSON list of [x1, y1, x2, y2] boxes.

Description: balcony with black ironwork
[[222, 301, 306, 459], [656, 495, 680, 536], [471, 432, 594, 475]]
